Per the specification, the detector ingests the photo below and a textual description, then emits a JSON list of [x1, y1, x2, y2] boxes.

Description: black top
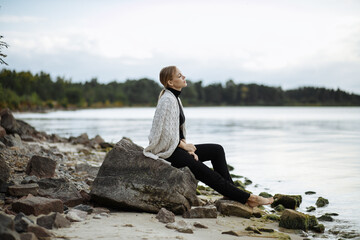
[[167, 88, 185, 140]]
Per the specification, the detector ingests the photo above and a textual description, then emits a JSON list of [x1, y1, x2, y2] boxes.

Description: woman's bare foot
[[246, 194, 274, 208]]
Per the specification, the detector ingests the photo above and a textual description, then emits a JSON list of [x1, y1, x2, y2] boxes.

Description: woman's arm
[[178, 139, 199, 161]]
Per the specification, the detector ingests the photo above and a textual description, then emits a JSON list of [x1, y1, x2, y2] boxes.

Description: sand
[[52, 210, 304, 240]]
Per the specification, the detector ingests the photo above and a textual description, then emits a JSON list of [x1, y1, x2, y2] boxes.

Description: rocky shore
[[1, 108, 359, 240]]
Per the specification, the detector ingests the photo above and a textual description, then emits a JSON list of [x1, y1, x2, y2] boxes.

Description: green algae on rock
[[316, 197, 329, 207], [272, 194, 302, 210]]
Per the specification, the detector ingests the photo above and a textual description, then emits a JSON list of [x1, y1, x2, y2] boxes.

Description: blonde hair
[[158, 66, 177, 99]]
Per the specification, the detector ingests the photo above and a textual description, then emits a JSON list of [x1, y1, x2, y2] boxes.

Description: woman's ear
[[167, 80, 173, 87]]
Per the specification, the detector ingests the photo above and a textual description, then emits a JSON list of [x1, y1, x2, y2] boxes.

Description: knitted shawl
[[143, 89, 186, 161]]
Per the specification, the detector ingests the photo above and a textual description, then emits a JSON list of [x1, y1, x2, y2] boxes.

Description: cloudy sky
[[1, 0, 360, 93]]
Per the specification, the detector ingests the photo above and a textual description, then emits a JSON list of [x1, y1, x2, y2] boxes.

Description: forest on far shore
[[1, 69, 360, 111]]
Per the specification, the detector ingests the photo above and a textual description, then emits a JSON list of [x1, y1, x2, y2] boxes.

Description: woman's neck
[[167, 87, 181, 97]]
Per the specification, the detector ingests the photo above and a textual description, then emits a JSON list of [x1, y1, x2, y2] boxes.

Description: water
[[14, 107, 360, 237]]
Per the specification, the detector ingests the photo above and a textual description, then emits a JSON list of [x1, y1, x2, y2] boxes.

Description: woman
[[144, 66, 273, 208]]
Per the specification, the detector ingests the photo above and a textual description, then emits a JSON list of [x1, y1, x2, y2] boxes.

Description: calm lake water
[[15, 107, 360, 237]]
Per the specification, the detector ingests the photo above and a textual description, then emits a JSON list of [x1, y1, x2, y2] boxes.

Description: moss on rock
[[315, 197, 329, 207], [271, 194, 302, 210], [279, 209, 319, 232]]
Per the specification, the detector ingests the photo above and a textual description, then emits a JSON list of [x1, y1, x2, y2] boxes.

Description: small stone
[[312, 224, 325, 233], [271, 194, 302, 210], [14, 212, 34, 233], [306, 206, 316, 212], [193, 222, 208, 229], [182, 206, 217, 218], [21, 176, 39, 184], [12, 195, 63, 216], [36, 212, 71, 229], [305, 191, 316, 195], [27, 225, 53, 240], [8, 184, 39, 197], [0, 157, 10, 183], [245, 226, 261, 234], [263, 214, 280, 221], [216, 200, 253, 218], [259, 192, 273, 198], [73, 204, 93, 214], [222, 230, 243, 236], [25, 156, 56, 179], [66, 209, 87, 222], [20, 232, 38, 240], [258, 227, 274, 233], [274, 204, 285, 212], [122, 224, 134, 227], [166, 220, 193, 233], [315, 197, 329, 207], [279, 209, 317, 231], [92, 207, 110, 214], [156, 208, 175, 223], [318, 214, 334, 222], [177, 228, 193, 234]]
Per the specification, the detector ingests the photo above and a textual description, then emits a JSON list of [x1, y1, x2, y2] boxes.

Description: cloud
[[0, 15, 44, 23]]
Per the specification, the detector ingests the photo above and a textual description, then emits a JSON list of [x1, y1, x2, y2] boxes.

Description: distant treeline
[[1, 69, 359, 111]]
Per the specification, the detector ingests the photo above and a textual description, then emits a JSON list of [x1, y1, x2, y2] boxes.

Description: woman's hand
[[179, 140, 197, 152], [188, 152, 199, 161], [184, 143, 196, 152]]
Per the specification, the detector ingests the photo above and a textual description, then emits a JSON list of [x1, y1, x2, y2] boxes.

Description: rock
[[245, 226, 261, 234], [305, 191, 316, 195], [233, 180, 246, 189], [215, 200, 252, 218], [1, 134, 23, 148], [193, 222, 208, 229], [20, 232, 38, 240], [0, 108, 19, 134], [12, 195, 63, 216], [90, 138, 199, 214], [244, 178, 252, 185], [183, 206, 217, 218], [73, 204, 93, 214], [1, 109, 38, 139], [263, 214, 280, 221], [0, 156, 10, 183], [70, 133, 90, 145], [21, 176, 39, 184], [93, 213, 109, 219], [312, 224, 325, 233], [0, 126, 6, 138], [279, 209, 318, 231], [99, 142, 114, 149], [274, 204, 285, 212], [0, 213, 21, 240], [92, 207, 110, 214], [165, 220, 193, 233], [66, 209, 88, 222], [306, 206, 316, 212], [27, 225, 52, 240], [222, 230, 243, 236], [8, 184, 39, 197], [75, 163, 100, 178], [88, 135, 105, 148], [259, 192, 273, 198], [36, 212, 71, 229], [37, 178, 83, 207], [156, 208, 175, 223], [14, 213, 34, 233], [271, 194, 302, 210], [0, 213, 15, 230], [315, 197, 329, 207], [25, 156, 56, 179], [318, 214, 334, 222]]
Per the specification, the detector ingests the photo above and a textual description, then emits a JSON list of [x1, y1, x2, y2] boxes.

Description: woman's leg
[[166, 147, 250, 204], [195, 144, 234, 184]]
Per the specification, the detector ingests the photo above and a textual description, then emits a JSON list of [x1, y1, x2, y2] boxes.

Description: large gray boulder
[[90, 138, 199, 214]]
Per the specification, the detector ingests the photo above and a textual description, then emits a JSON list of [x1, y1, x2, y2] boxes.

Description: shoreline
[[1, 108, 359, 239]]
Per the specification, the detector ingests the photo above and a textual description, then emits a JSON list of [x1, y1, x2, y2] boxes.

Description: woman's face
[[168, 67, 187, 91]]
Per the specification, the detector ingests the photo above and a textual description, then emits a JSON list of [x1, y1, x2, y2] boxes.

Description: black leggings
[[166, 144, 250, 204]]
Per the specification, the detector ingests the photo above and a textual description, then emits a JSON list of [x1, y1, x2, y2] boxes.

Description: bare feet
[[246, 194, 274, 208]]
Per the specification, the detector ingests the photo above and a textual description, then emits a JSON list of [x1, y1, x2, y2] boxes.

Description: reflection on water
[[15, 107, 360, 234]]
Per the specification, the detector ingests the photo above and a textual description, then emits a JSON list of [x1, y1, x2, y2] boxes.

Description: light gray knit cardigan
[[143, 89, 186, 161]]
